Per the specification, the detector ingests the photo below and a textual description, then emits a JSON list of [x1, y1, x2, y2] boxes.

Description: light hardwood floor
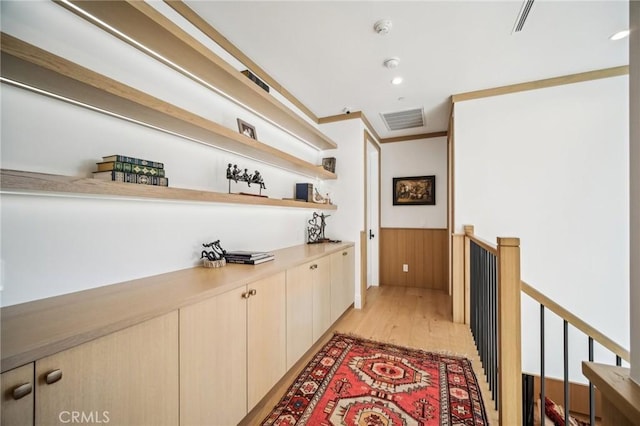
[[241, 285, 500, 425]]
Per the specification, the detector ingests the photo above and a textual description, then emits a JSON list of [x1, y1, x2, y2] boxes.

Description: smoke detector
[[374, 20, 392, 35], [383, 58, 400, 69]]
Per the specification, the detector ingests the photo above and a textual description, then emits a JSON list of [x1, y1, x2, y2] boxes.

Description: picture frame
[[392, 175, 436, 206], [237, 118, 257, 140], [322, 157, 336, 173]]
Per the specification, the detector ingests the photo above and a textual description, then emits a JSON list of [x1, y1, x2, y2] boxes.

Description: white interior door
[[366, 140, 380, 287]]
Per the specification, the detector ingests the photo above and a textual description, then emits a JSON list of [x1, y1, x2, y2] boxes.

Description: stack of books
[[92, 155, 169, 187], [224, 251, 275, 265]]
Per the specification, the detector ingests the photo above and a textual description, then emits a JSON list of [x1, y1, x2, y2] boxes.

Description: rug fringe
[[331, 330, 474, 360]]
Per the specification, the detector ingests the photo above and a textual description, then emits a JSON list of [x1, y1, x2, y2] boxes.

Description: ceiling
[[182, 1, 629, 140]]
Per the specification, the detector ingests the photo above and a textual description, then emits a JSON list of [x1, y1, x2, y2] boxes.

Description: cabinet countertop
[[1, 241, 354, 372]]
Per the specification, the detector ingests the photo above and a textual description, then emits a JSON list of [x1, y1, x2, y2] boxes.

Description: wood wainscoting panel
[[380, 228, 448, 291]]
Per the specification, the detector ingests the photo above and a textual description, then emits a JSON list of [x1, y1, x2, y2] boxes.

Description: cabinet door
[[286, 263, 314, 369], [312, 256, 332, 341], [35, 312, 179, 426], [247, 272, 286, 411], [331, 247, 355, 323], [180, 286, 247, 426], [2, 363, 34, 426]]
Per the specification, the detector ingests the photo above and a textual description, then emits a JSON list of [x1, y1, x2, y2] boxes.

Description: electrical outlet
[[402, 264, 408, 272]]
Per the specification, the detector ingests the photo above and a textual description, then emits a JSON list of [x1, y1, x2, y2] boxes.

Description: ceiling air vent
[[380, 108, 425, 131], [512, 0, 535, 33]]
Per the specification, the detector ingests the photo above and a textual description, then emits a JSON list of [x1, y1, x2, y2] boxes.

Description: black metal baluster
[[564, 320, 570, 426], [588, 337, 595, 426], [490, 252, 495, 404], [616, 355, 622, 367], [468, 242, 499, 410], [492, 251, 498, 409], [479, 246, 486, 377], [470, 242, 476, 344], [472, 243, 478, 345], [540, 305, 545, 426]]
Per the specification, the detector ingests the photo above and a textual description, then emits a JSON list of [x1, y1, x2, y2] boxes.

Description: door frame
[[361, 130, 381, 307]]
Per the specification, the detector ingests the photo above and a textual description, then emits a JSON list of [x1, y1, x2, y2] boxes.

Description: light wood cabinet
[[285, 264, 314, 369], [247, 272, 287, 411], [286, 252, 351, 369], [285, 256, 332, 362], [1, 363, 34, 426], [1, 243, 353, 426], [35, 311, 179, 426], [180, 272, 286, 423], [331, 247, 355, 323], [311, 256, 332, 341], [180, 286, 247, 426]]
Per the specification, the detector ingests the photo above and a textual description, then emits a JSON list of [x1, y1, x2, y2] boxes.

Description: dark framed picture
[[322, 157, 336, 173], [237, 118, 257, 140], [392, 175, 436, 206]]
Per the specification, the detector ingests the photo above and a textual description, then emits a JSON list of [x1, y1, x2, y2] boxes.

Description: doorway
[[364, 132, 380, 298]]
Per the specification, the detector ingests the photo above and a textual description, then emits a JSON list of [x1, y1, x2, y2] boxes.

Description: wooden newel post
[[463, 225, 474, 324], [497, 237, 522, 426], [452, 233, 465, 324]]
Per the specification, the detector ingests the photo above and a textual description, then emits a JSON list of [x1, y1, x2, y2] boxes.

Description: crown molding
[[452, 65, 629, 103]]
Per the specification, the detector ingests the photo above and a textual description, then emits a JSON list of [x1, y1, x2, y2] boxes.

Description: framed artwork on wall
[[237, 118, 257, 140], [322, 157, 336, 173], [392, 175, 435, 206]]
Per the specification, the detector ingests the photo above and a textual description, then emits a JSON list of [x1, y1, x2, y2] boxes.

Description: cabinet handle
[[12, 382, 32, 400], [342, 251, 348, 256], [241, 291, 251, 299], [249, 289, 257, 296], [45, 369, 62, 385], [310, 264, 318, 270]]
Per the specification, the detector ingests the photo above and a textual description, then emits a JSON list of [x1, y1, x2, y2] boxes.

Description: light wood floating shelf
[[0, 169, 337, 210], [0, 33, 337, 181], [56, 0, 338, 151]]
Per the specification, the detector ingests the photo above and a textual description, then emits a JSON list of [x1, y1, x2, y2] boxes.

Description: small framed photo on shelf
[[237, 118, 257, 140], [392, 175, 436, 206], [322, 157, 336, 173]]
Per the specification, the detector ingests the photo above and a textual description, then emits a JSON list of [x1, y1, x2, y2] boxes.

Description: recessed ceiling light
[[383, 58, 400, 69], [610, 30, 630, 41], [374, 20, 393, 35], [391, 77, 403, 85]]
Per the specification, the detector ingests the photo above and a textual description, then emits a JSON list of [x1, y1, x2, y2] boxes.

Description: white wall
[[0, 1, 352, 306], [319, 120, 366, 308], [381, 137, 448, 229], [454, 76, 630, 383], [630, 0, 640, 384]]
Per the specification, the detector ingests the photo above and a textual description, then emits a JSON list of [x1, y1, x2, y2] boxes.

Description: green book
[[92, 171, 169, 187], [101, 155, 164, 169], [96, 161, 165, 177]]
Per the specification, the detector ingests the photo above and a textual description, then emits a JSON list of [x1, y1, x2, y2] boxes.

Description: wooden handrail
[[466, 233, 498, 256], [521, 281, 630, 362], [463, 224, 498, 255]]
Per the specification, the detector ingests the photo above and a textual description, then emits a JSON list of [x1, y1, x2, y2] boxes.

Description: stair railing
[[452, 225, 522, 425], [452, 225, 629, 426]]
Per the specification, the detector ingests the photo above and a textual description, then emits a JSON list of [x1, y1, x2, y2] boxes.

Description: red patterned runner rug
[[261, 333, 488, 426]]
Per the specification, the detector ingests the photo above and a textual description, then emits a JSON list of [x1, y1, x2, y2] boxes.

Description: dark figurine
[[226, 163, 267, 195], [307, 212, 331, 244], [241, 168, 251, 183], [231, 165, 241, 182], [201, 240, 226, 261], [249, 170, 266, 189]]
